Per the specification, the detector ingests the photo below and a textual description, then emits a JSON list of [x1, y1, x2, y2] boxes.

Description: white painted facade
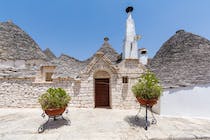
[[123, 12, 138, 59], [156, 84, 210, 118]]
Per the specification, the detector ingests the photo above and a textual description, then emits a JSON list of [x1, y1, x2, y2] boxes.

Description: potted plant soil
[[39, 88, 71, 116], [132, 71, 163, 107]]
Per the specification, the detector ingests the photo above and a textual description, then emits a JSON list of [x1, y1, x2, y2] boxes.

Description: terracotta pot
[[45, 107, 66, 116], [136, 97, 157, 107]]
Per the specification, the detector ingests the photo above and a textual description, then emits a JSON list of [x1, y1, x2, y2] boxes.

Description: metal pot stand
[[38, 109, 71, 133], [135, 104, 157, 130]]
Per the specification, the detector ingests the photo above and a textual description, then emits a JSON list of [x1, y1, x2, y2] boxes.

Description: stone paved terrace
[[0, 108, 210, 140]]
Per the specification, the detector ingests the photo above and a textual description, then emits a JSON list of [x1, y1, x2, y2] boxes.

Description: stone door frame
[[94, 78, 110, 108], [94, 70, 112, 108]]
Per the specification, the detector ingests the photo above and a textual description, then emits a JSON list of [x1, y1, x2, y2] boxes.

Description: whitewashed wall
[[139, 55, 148, 65], [159, 83, 210, 118]]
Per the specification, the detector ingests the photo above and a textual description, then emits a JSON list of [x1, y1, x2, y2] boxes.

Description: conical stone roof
[[96, 41, 119, 62], [43, 48, 56, 60], [53, 54, 87, 79], [0, 21, 47, 60], [53, 39, 120, 79], [149, 30, 210, 88], [85, 40, 119, 64]]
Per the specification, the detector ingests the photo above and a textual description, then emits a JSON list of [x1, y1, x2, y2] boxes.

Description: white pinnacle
[[123, 10, 139, 59]]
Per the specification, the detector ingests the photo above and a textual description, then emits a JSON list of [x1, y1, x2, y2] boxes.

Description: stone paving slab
[[0, 108, 210, 140]]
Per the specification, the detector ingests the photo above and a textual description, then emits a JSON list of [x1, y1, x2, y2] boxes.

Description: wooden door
[[95, 79, 110, 107]]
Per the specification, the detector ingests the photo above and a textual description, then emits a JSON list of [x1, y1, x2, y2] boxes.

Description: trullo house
[[0, 7, 145, 109], [0, 7, 210, 119], [149, 30, 210, 118]]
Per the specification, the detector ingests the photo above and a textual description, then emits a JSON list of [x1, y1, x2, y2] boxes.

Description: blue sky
[[1, 0, 210, 60]]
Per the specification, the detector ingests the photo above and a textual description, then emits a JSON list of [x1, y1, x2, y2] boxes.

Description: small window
[[122, 76, 128, 83], [45, 72, 53, 82]]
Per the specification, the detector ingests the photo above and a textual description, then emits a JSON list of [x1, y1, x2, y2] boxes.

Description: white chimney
[[139, 48, 148, 65], [123, 6, 139, 59]]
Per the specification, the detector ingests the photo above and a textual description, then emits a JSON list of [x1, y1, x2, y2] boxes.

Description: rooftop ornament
[[104, 37, 109, 42], [126, 6, 133, 13]]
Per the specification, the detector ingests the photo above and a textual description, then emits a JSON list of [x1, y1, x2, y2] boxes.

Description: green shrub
[[39, 88, 71, 110], [132, 71, 163, 100]]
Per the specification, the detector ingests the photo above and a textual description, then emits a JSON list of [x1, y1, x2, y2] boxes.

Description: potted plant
[[38, 88, 71, 116], [132, 71, 163, 107]]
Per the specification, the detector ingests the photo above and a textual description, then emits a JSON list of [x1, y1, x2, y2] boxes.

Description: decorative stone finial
[[176, 29, 185, 34], [96, 51, 104, 56], [126, 6, 133, 13], [7, 19, 13, 23], [104, 37, 109, 42]]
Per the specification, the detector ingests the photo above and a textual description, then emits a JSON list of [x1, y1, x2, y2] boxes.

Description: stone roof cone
[[0, 21, 47, 60], [43, 48, 56, 60], [97, 37, 119, 62], [149, 30, 210, 88]]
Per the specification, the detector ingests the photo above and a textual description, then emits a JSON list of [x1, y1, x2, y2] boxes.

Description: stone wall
[[0, 57, 142, 109], [0, 78, 93, 108], [111, 77, 139, 109], [0, 76, 139, 109]]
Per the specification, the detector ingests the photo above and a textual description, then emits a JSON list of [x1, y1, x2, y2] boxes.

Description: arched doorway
[[94, 71, 110, 108]]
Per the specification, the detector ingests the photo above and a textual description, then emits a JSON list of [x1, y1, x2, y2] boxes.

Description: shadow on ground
[[124, 116, 151, 128], [38, 116, 70, 133]]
